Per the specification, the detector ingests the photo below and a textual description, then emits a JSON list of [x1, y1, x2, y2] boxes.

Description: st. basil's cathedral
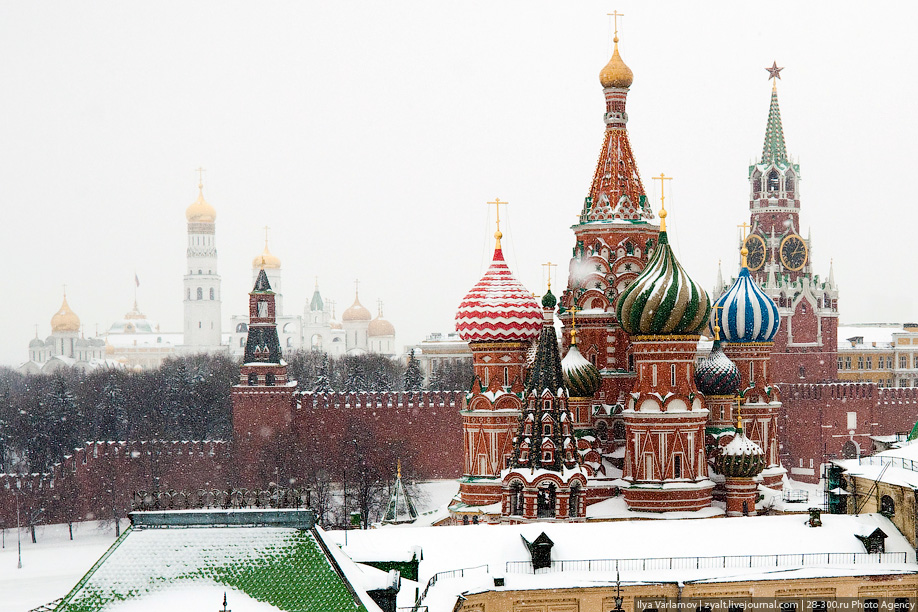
[[448, 30, 830, 523]]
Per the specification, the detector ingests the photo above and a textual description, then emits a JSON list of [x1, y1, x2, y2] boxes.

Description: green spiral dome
[[616, 231, 710, 335], [561, 343, 602, 398]]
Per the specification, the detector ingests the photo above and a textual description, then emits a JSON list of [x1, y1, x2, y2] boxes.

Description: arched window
[[881, 495, 895, 517], [612, 420, 626, 441], [209, 288, 215, 300], [537, 483, 556, 518], [186, 288, 191, 300], [236, 323, 248, 333], [265, 373, 275, 386], [785, 173, 795, 195], [247, 373, 258, 386], [239, 337, 244, 347], [569, 483, 580, 518], [767, 170, 779, 192], [596, 420, 608, 441], [196, 287, 203, 300], [510, 481, 524, 516]]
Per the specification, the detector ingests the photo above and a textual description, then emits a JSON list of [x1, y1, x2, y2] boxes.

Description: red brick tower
[[728, 64, 838, 383], [616, 206, 714, 512], [453, 215, 543, 516], [232, 268, 296, 487], [558, 32, 659, 406]]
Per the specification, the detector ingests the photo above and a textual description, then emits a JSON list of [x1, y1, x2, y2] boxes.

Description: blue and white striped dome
[[711, 267, 780, 343]]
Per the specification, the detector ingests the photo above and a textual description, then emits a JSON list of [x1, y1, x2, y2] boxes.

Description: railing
[[859, 455, 918, 473], [505, 552, 908, 574], [782, 488, 809, 503], [412, 565, 489, 612], [130, 486, 311, 511]]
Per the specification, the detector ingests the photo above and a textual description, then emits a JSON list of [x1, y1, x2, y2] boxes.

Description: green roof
[[55, 510, 376, 612]]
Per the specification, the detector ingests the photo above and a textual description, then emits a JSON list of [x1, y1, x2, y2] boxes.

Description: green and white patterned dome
[[715, 430, 765, 478], [616, 231, 710, 336], [561, 339, 601, 398]]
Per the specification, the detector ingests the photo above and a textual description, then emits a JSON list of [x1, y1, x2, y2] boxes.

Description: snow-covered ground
[[0, 520, 119, 612], [0, 480, 458, 612]]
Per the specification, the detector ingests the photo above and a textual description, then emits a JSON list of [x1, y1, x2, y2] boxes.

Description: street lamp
[[612, 568, 623, 611]]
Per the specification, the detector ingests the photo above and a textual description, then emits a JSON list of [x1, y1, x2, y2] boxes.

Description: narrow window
[[196, 287, 203, 300], [258, 301, 268, 317], [673, 454, 682, 479], [503, 367, 509, 387], [265, 373, 275, 386], [209, 288, 215, 300], [652, 364, 657, 387], [670, 364, 676, 387]]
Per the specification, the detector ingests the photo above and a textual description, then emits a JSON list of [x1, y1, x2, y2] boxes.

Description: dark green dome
[[714, 431, 765, 478], [541, 289, 557, 309]]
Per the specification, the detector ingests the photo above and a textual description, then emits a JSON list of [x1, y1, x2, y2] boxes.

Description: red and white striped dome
[[455, 247, 542, 343]]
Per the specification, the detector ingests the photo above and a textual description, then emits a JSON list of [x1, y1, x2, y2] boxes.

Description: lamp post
[[16, 487, 21, 569], [612, 567, 623, 611]]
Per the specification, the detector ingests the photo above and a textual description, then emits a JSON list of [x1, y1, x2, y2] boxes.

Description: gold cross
[[607, 10, 624, 38], [542, 261, 557, 291], [263, 225, 270, 248], [711, 305, 724, 341], [354, 279, 360, 295], [569, 305, 581, 345], [488, 197, 508, 249], [651, 173, 672, 231], [195, 166, 205, 188], [377, 299, 384, 316], [736, 397, 743, 431], [737, 221, 751, 241]]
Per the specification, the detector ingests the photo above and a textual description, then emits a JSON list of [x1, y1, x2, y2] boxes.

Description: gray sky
[[1, 2, 915, 366]]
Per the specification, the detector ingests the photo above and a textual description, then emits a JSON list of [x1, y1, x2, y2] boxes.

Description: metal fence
[[505, 551, 908, 574], [130, 487, 311, 511], [412, 565, 489, 612], [859, 455, 918, 473]]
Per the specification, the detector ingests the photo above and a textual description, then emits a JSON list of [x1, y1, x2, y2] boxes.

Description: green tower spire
[[761, 86, 788, 166]]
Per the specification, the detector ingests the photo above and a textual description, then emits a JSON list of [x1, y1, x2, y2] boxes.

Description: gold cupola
[[51, 293, 81, 333], [253, 241, 281, 270], [599, 35, 633, 89], [185, 181, 217, 223]]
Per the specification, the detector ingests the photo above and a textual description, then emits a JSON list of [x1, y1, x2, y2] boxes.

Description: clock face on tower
[[779, 234, 808, 271], [744, 234, 767, 271]]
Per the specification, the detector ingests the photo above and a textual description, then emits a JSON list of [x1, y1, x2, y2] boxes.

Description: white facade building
[[180, 180, 224, 352]]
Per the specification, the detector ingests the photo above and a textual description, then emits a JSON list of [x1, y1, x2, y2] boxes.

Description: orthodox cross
[[354, 279, 360, 297], [195, 166, 206, 188], [651, 173, 672, 231], [568, 304, 581, 345], [542, 261, 557, 291], [607, 10, 624, 38], [736, 396, 744, 431], [377, 299, 384, 316], [488, 197, 508, 248], [711, 305, 724, 341], [263, 225, 270, 247], [737, 221, 752, 267], [218, 591, 231, 612]]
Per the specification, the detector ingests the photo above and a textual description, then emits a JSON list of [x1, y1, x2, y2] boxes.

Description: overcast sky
[[1, 2, 915, 366]]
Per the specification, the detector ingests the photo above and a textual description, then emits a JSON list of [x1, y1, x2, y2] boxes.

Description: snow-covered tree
[[404, 350, 424, 391]]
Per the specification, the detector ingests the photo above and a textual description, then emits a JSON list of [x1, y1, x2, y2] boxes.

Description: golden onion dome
[[252, 242, 281, 270], [51, 294, 81, 333], [330, 320, 343, 330], [599, 37, 633, 89], [185, 184, 217, 223], [368, 305, 395, 337], [342, 294, 372, 322]]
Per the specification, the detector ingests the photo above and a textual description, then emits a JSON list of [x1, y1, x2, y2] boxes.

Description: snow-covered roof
[[836, 439, 918, 488], [56, 509, 381, 612], [330, 514, 914, 612], [837, 324, 903, 348]]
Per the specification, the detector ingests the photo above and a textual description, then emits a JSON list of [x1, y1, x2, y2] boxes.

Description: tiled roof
[[55, 511, 376, 612]]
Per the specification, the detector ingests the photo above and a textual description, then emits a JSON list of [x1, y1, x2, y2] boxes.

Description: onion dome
[[51, 294, 81, 333], [369, 304, 395, 337], [711, 267, 780, 343], [29, 337, 44, 348], [252, 242, 281, 270], [599, 36, 633, 89], [455, 246, 542, 343], [715, 430, 765, 478], [185, 184, 216, 223], [342, 292, 372, 322], [562, 341, 601, 398], [616, 231, 710, 335], [694, 341, 741, 396], [330, 320, 343, 330], [541, 288, 557, 310]]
